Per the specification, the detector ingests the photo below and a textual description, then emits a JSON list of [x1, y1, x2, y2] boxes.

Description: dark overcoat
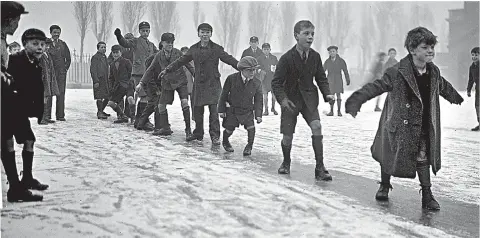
[[7, 50, 44, 119], [47, 38, 71, 94], [345, 55, 464, 178], [257, 53, 278, 92], [116, 35, 158, 75], [39, 52, 60, 97], [241, 47, 263, 59], [109, 57, 132, 89], [324, 56, 350, 93], [90, 52, 110, 99], [218, 72, 263, 120], [165, 40, 239, 106], [271, 46, 331, 113]]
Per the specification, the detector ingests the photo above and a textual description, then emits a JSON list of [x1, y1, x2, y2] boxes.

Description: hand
[[219, 113, 226, 118], [159, 70, 167, 78], [467, 92, 471, 97], [256, 117, 262, 124], [94, 83, 99, 88], [345, 104, 359, 118], [347, 110, 358, 118], [281, 98, 296, 113], [325, 95, 335, 102], [135, 83, 143, 92], [114, 28, 121, 37], [347, 81, 351, 86]]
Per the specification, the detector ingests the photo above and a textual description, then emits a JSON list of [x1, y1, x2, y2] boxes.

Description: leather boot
[[113, 107, 129, 123], [137, 105, 155, 131], [183, 106, 192, 139], [327, 101, 334, 116], [129, 104, 136, 123], [312, 135, 332, 181], [243, 128, 255, 156], [222, 130, 234, 152], [278, 143, 291, 174], [153, 111, 173, 136], [375, 182, 393, 201], [337, 99, 342, 117], [19, 151, 49, 191], [134, 102, 147, 128], [417, 165, 440, 210]]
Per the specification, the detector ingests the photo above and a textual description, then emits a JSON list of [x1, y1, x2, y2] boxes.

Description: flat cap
[[237, 56, 260, 70], [1, 1, 28, 19], [197, 23, 213, 32], [262, 43, 271, 49], [161, 32, 175, 42], [21, 29, 46, 43], [111, 45, 122, 52], [249, 36, 259, 42], [327, 45, 338, 51], [139, 21, 150, 29]]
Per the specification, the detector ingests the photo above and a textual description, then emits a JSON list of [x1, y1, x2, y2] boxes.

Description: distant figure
[[467, 46, 479, 131], [241, 36, 263, 59], [324, 45, 350, 116], [366, 52, 387, 112], [107, 45, 132, 124], [257, 43, 279, 116], [90, 41, 111, 120], [383, 48, 398, 72], [39, 38, 60, 124], [8, 41, 20, 54], [346, 27, 464, 211]]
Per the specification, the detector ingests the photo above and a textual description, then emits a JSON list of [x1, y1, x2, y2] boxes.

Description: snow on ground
[[1, 89, 478, 237]]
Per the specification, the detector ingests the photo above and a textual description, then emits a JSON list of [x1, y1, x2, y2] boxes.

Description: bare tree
[[308, 1, 333, 52], [279, 2, 296, 52], [374, 2, 404, 53], [226, 2, 242, 56], [91, 2, 114, 43], [73, 1, 95, 61], [150, 2, 180, 41], [215, 2, 242, 68], [193, 2, 205, 30], [330, 2, 352, 52], [359, 4, 377, 76], [248, 2, 277, 43], [410, 3, 436, 32], [121, 2, 146, 34]]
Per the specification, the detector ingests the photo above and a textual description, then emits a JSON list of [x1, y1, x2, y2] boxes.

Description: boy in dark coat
[[160, 23, 239, 145], [383, 48, 398, 72], [324, 45, 350, 116], [39, 38, 60, 124], [345, 27, 464, 210], [90, 41, 110, 120], [218, 56, 263, 156], [271, 20, 335, 181], [3, 28, 50, 202], [467, 47, 479, 131], [241, 36, 263, 59], [257, 43, 279, 115], [107, 45, 132, 123]]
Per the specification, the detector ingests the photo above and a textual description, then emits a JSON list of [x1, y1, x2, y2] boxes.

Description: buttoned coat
[[257, 53, 278, 92], [90, 52, 110, 99], [116, 35, 158, 75], [47, 38, 71, 94], [271, 46, 331, 113], [241, 47, 263, 59], [218, 72, 263, 121], [165, 40, 239, 106], [345, 55, 464, 178], [109, 57, 132, 89], [324, 56, 350, 93], [40, 52, 60, 97]]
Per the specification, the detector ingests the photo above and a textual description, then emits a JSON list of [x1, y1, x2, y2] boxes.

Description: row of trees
[[72, 1, 445, 71]]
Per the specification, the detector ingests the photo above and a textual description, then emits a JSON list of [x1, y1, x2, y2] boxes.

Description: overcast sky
[[10, 1, 464, 65]]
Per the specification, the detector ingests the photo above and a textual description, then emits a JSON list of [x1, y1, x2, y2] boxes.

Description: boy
[[90, 41, 110, 120], [383, 48, 398, 72], [467, 47, 479, 131], [345, 27, 464, 210], [107, 45, 132, 123], [3, 28, 50, 202], [257, 43, 279, 115], [218, 56, 263, 156], [366, 52, 387, 112], [241, 36, 262, 59], [139, 33, 195, 138], [324, 45, 350, 116], [271, 20, 335, 180], [159, 23, 239, 145], [8, 41, 21, 54], [39, 38, 60, 124]]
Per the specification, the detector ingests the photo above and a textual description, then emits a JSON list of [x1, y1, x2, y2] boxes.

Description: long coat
[[90, 52, 110, 99], [7, 50, 44, 119], [47, 38, 71, 94], [165, 40, 239, 106], [324, 56, 350, 93], [40, 52, 60, 97], [218, 72, 263, 120], [109, 57, 132, 89], [116, 35, 158, 75], [257, 53, 278, 92], [345, 55, 464, 178], [184, 61, 195, 94], [272, 46, 331, 113], [241, 47, 263, 59]]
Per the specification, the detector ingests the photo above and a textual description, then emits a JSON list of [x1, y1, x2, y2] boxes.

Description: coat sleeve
[[439, 76, 463, 105], [184, 59, 195, 76], [342, 58, 350, 84], [90, 56, 99, 84], [165, 49, 193, 73], [271, 55, 288, 104], [63, 42, 71, 70], [219, 48, 239, 71], [141, 54, 160, 85], [125, 59, 132, 76], [345, 69, 394, 114], [314, 55, 332, 102], [467, 66, 474, 93], [108, 63, 114, 87], [116, 34, 136, 49], [254, 81, 264, 118], [217, 75, 232, 113]]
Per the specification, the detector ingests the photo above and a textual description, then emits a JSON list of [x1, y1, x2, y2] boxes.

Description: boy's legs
[[473, 90, 479, 131], [416, 136, 440, 210], [178, 86, 192, 138], [336, 93, 342, 116], [278, 105, 299, 174], [375, 166, 392, 201], [327, 94, 336, 116], [242, 117, 256, 156], [154, 88, 177, 136], [271, 93, 278, 115], [45, 96, 54, 122], [190, 105, 205, 141], [108, 86, 129, 123], [222, 112, 238, 152], [137, 83, 159, 131], [208, 104, 221, 145], [263, 91, 269, 115], [96, 99, 108, 119]]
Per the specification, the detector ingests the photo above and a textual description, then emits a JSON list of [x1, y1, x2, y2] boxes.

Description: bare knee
[[309, 120, 322, 135], [127, 96, 135, 105], [23, 140, 34, 152], [4, 139, 15, 152], [282, 134, 293, 146], [107, 101, 116, 108]]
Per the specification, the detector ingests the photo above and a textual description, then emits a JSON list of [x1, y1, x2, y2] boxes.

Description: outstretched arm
[[219, 49, 239, 71], [440, 76, 464, 105], [165, 49, 193, 73]]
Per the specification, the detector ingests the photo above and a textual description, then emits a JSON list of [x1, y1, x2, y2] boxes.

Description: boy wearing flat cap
[[107, 45, 133, 123], [160, 23, 239, 145], [3, 28, 50, 202], [218, 56, 263, 156], [257, 43, 279, 116], [114, 22, 158, 128], [324, 45, 350, 116], [272, 20, 335, 181], [467, 47, 479, 131], [241, 36, 263, 59]]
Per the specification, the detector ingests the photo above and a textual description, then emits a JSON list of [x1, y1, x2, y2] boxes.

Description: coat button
[[406, 103, 411, 108], [403, 120, 409, 125]]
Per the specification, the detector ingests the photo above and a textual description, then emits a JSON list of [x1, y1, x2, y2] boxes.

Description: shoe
[[375, 182, 392, 201], [102, 112, 111, 117], [211, 137, 221, 146], [97, 112, 108, 119], [152, 127, 173, 136], [138, 123, 154, 131], [113, 117, 129, 123], [185, 128, 193, 140], [20, 177, 49, 191], [222, 140, 234, 152], [272, 109, 278, 115], [7, 186, 43, 202], [57, 118, 66, 121], [420, 186, 440, 210], [38, 120, 49, 125], [186, 134, 203, 142], [278, 161, 290, 174], [315, 166, 332, 181], [337, 111, 343, 117], [263, 111, 269, 116], [45, 119, 56, 123], [374, 106, 382, 112], [326, 111, 334, 116], [243, 144, 252, 156], [471, 125, 480, 131]]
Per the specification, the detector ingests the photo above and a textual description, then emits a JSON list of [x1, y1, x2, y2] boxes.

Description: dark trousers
[[193, 104, 220, 139], [138, 90, 160, 129], [46, 94, 65, 119], [475, 90, 479, 123], [45, 96, 53, 120]]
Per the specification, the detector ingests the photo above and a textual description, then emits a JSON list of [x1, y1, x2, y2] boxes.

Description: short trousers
[[132, 74, 147, 97], [280, 99, 320, 135], [1, 115, 36, 144], [126, 80, 135, 98], [159, 84, 189, 105], [109, 85, 128, 104], [222, 108, 255, 131]]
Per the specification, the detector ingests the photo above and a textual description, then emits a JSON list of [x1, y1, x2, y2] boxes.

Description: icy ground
[[1, 89, 478, 238]]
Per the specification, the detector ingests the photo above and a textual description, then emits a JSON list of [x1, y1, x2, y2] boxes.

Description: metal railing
[[66, 50, 94, 86]]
